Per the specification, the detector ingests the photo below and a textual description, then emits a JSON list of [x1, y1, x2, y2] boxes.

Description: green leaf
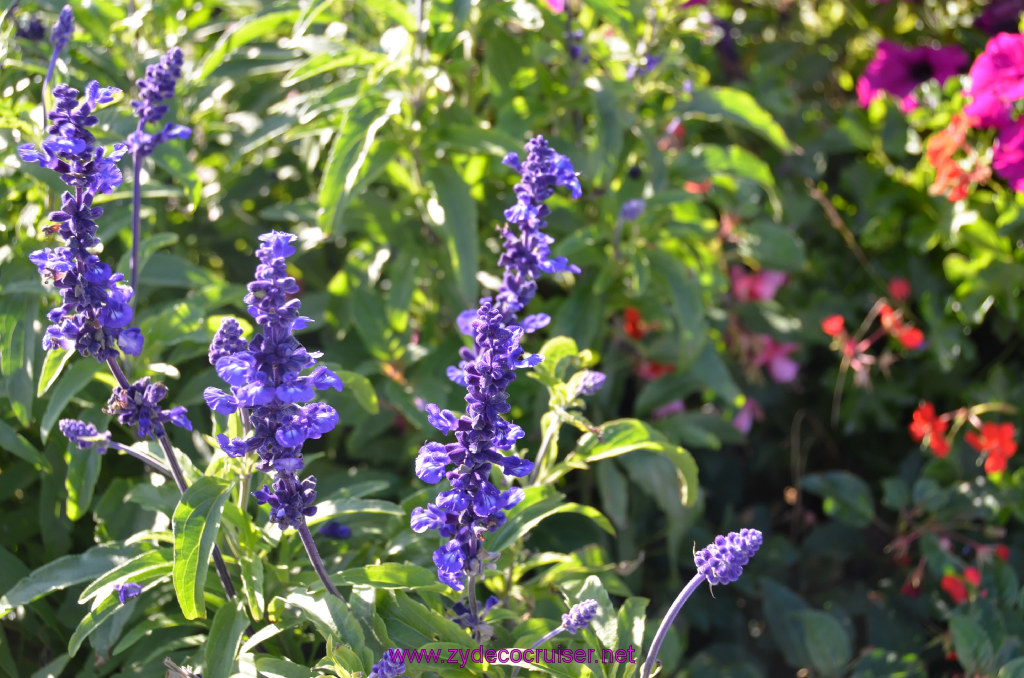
[[801, 471, 874, 529], [65, 443, 101, 522], [797, 610, 852, 677], [574, 419, 698, 507], [172, 476, 232, 619], [426, 165, 479, 309], [761, 578, 813, 670], [336, 370, 379, 415], [41, 360, 101, 442], [561, 576, 616, 650], [0, 544, 138, 615], [254, 657, 318, 678], [334, 564, 446, 590], [68, 595, 127, 657], [998, 658, 1024, 678], [489, 487, 614, 554], [684, 86, 795, 153], [532, 336, 580, 384], [950, 616, 995, 674], [78, 550, 172, 604], [194, 10, 297, 81], [735, 221, 806, 272], [0, 419, 51, 472], [0, 625, 19, 678], [378, 591, 475, 649], [309, 497, 404, 524], [275, 592, 364, 646], [240, 549, 265, 621], [319, 97, 403, 237], [648, 251, 708, 369], [204, 599, 248, 678], [850, 649, 926, 678], [614, 597, 649, 678], [37, 348, 73, 397]]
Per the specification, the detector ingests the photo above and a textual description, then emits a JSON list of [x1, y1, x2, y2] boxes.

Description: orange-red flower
[[897, 326, 924, 350], [965, 422, 1018, 473], [926, 113, 991, 202], [821, 314, 845, 337], [623, 306, 648, 340], [909, 402, 950, 457], [888, 278, 912, 301], [941, 574, 968, 603]]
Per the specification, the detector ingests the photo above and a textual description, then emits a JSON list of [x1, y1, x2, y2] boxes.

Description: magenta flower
[[752, 336, 799, 383], [541, 0, 565, 12], [993, 120, 1024, 191], [729, 266, 787, 302], [856, 41, 968, 113], [965, 33, 1024, 129], [732, 398, 764, 435]]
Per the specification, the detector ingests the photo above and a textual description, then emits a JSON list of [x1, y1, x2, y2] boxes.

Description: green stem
[[528, 415, 559, 486]]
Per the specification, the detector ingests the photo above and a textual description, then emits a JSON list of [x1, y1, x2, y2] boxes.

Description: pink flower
[[730, 266, 787, 302], [732, 397, 764, 434], [993, 119, 1024, 191], [856, 41, 968, 113], [965, 33, 1024, 129], [541, 0, 565, 12], [752, 335, 799, 383]]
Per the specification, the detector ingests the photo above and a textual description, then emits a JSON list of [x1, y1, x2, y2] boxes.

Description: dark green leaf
[[172, 476, 232, 620], [0, 544, 138, 614], [801, 471, 874, 529], [204, 599, 248, 678]]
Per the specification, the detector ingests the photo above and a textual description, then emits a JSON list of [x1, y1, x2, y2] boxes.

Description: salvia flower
[[105, 377, 192, 438], [59, 419, 111, 452], [411, 299, 541, 591], [370, 651, 407, 678], [572, 370, 606, 397], [127, 47, 190, 157], [620, 198, 646, 222], [17, 16, 46, 41], [562, 599, 599, 634], [44, 5, 74, 91], [317, 521, 351, 539], [20, 81, 140, 362], [694, 528, 763, 585], [641, 528, 763, 678], [205, 231, 344, 531], [113, 582, 142, 604]]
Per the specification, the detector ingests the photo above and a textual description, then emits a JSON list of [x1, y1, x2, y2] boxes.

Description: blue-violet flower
[[562, 599, 599, 634], [204, 231, 344, 530], [59, 418, 111, 452], [371, 651, 407, 678], [21, 81, 140, 361], [104, 376, 192, 438], [128, 46, 190, 157], [411, 299, 541, 591], [113, 582, 142, 604], [317, 521, 352, 539], [694, 527, 763, 585]]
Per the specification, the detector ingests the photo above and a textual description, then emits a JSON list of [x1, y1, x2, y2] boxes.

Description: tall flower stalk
[[21, 62, 236, 604], [42, 5, 73, 124], [205, 231, 345, 597], [640, 529, 763, 678], [126, 46, 190, 302], [415, 136, 583, 638]]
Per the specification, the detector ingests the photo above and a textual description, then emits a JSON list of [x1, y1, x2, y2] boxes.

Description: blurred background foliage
[[1, 0, 1024, 676]]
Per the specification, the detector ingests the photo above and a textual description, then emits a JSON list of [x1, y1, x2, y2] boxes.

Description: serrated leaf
[[172, 476, 232, 619]]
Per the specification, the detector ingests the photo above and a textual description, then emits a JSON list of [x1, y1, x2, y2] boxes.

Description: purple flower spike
[[128, 47, 190, 157], [113, 582, 142, 604], [49, 5, 74, 52], [370, 651, 407, 678], [20, 81, 141, 363], [694, 528, 763, 586], [562, 599, 599, 634], [59, 419, 111, 452], [208, 231, 344, 531]]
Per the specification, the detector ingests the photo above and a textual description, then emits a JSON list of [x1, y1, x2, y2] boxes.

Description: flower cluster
[[925, 113, 991, 201], [204, 231, 344, 530], [104, 377, 192, 438], [856, 41, 967, 113], [940, 567, 982, 604], [20, 82, 141, 362], [370, 651, 407, 678], [562, 599, 599, 634], [58, 419, 112, 451], [128, 47, 190, 157], [411, 300, 539, 590], [694, 528, 764, 586], [908, 401, 1018, 473]]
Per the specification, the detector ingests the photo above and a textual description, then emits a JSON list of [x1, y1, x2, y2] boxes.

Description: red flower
[[965, 422, 1018, 473], [897, 326, 924, 350], [623, 306, 648, 340], [821, 314, 845, 337], [909, 403, 950, 457], [964, 566, 982, 588], [941, 574, 968, 604], [996, 544, 1011, 562], [888, 278, 912, 301], [635, 360, 675, 380], [684, 179, 711, 194]]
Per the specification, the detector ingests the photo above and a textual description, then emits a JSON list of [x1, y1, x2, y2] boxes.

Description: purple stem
[[296, 519, 342, 598], [129, 150, 143, 304], [105, 356, 238, 601], [640, 573, 705, 678]]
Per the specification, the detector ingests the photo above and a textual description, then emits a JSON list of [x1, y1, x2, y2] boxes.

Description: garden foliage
[[1, 0, 1023, 677]]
